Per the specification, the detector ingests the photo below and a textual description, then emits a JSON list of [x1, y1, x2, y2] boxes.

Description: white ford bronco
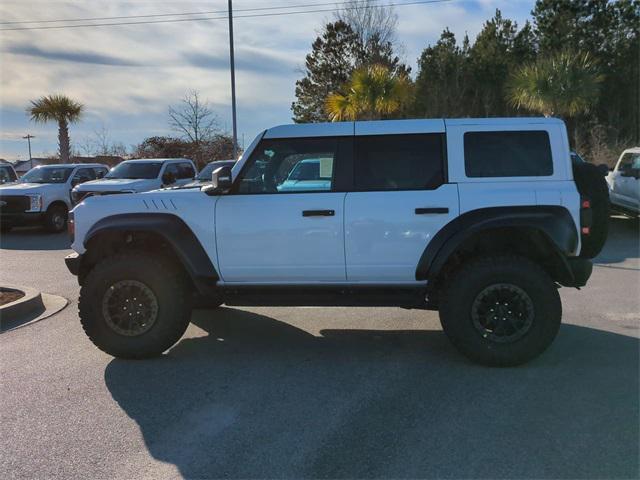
[[0, 163, 108, 233], [66, 118, 608, 366]]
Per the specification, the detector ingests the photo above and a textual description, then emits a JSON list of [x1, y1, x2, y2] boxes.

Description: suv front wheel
[[44, 204, 68, 233], [439, 254, 561, 366], [79, 252, 192, 359]]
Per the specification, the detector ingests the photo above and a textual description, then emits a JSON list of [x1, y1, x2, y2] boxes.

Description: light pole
[[228, 0, 238, 159], [22, 134, 34, 169]]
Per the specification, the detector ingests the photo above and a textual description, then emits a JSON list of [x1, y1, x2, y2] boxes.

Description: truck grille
[[0, 195, 29, 214]]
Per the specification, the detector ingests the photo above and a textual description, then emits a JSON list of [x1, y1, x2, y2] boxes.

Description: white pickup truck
[[0, 163, 108, 233], [72, 158, 197, 203], [607, 147, 640, 217]]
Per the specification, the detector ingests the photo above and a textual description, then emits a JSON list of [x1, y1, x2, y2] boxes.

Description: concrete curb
[[0, 285, 45, 327]]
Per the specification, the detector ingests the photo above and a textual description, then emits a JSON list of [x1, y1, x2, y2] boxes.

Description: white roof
[[264, 117, 565, 139], [122, 158, 193, 163], [32, 163, 106, 168]]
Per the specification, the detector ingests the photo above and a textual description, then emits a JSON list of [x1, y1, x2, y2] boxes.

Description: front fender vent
[[142, 198, 178, 211]]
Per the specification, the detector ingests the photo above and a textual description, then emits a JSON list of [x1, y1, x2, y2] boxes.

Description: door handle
[[302, 209, 335, 217], [415, 207, 449, 214]]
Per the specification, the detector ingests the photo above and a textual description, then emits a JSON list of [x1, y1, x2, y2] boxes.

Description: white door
[[345, 126, 459, 282], [215, 136, 348, 283]]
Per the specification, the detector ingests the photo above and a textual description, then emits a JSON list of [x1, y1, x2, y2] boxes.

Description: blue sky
[[0, 0, 533, 161]]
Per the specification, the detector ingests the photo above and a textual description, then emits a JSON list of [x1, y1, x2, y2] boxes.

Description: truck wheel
[[573, 162, 609, 258], [439, 255, 561, 367], [44, 204, 68, 233], [79, 252, 192, 359]]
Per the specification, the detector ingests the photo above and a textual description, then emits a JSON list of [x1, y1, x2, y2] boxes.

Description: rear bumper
[[565, 257, 593, 287], [0, 212, 44, 226], [65, 252, 81, 276]]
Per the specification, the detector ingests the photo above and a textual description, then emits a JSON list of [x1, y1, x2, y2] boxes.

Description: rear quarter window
[[464, 130, 553, 178]]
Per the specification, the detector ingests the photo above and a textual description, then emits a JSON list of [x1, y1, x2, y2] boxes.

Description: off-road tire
[[573, 162, 609, 258], [79, 252, 192, 359], [44, 204, 68, 233], [439, 255, 561, 367]]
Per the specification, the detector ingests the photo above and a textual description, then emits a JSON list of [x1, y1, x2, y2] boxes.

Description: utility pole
[[22, 134, 34, 169], [228, 0, 238, 160]]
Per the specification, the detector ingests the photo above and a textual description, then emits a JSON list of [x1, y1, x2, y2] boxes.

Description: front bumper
[[0, 211, 44, 226], [65, 252, 81, 276]]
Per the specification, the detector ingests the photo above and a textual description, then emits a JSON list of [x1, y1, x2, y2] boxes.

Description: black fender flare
[[416, 206, 580, 284], [84, 213, 218, 293]]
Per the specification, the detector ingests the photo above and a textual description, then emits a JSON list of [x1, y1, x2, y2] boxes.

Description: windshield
[[21, 166, 74, 184], [106, 161, 162, 179], [196, 161, 235, 181]]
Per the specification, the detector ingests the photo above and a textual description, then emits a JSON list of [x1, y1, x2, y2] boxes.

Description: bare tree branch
[[335, 0, 398, 47], [168, 90, 219, 145]]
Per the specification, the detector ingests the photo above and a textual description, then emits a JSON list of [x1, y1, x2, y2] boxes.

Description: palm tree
[[28, 94, 84, 163], [326, 64, 412, 121], [507, 51, 604, 119]]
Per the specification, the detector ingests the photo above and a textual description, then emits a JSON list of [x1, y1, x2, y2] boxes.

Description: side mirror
[[162, 172, 176, 185], [204, 166, 232, 196]]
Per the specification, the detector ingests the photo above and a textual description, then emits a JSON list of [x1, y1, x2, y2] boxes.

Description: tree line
[[292, 0, 639, 165]]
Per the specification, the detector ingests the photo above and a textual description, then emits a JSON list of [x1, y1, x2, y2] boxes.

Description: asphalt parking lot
[[1, 216, 639, 479]]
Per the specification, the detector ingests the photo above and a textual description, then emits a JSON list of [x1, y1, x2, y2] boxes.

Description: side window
[[354, 134, 444, 191], [236, 137, 338, 194], [72, 168, 95, 185], [177, 162, 195, 179], [164, 163, 180, 180], [464, 130, 553, 177], [94, 167, 107, 179], [619, 153, 640, 171]]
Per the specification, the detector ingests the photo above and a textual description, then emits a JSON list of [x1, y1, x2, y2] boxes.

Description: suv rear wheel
[[79, 252, 192, 359], [439, 255, 561, 366]]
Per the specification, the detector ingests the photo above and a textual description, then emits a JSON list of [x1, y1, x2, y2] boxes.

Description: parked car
[[276, 157, 333, 192], [607, 147, 639, 217], [72, 158, 197, 203], [66, 118, 607, 366], [0, 163, 18, 184], [185, 160, 236, 187], [0, 163, 108, 233]]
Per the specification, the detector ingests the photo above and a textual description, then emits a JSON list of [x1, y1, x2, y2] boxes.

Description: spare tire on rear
[[572, 162, 609, 258]]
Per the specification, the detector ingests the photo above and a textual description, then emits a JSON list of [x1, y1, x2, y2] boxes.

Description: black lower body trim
[[65, 252, 81, 276], [565, 257, 593, 287], [217, 285, 428, 308]]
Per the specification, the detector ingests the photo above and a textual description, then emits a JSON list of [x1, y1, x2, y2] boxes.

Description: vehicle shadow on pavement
[[104, 308, 639, 479], [0, 229, 70, 251], [594, 215, 639, 265]]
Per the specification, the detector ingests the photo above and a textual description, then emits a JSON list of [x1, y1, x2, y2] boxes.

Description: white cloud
[[0, 0, 534, 160]]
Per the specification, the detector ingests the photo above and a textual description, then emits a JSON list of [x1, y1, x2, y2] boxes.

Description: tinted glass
[[106, 161, 163, 179], [72, 168, 95, 185], [354, 134, 444, 191], [464, 131, 553, 177], [177, 162, 195, 179], [619, 152, 640, 170], [0, 166, 17, 183], [197, 161, 236, 180], [21, 166, 74, 184], [94, 167, 107, 178], [237, 137, 337, 194]]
